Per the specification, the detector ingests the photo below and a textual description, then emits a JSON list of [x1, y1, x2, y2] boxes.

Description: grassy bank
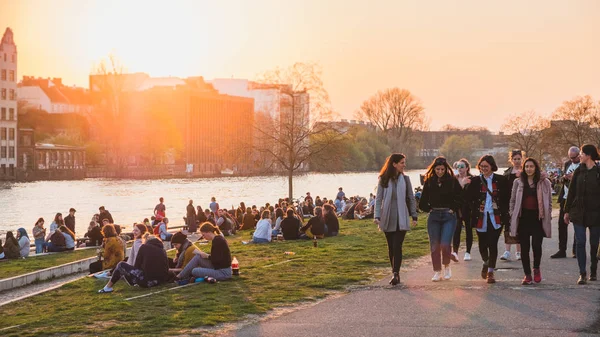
[[0, 249, 99, 280], [0, 217, 430, 336]]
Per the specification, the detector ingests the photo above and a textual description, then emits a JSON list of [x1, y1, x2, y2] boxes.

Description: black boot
[[389, 272, 400, 286], [578, 273, 587, 285], [590, 268, 597, 281]]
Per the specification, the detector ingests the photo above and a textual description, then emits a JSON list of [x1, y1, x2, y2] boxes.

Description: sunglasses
[[456, 164, 466, 169], [435, 158, 447, 165]]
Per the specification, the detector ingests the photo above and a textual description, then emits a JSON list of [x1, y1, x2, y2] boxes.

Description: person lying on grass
[[173, 222, 232, 284], [98, 235, 174, 293]]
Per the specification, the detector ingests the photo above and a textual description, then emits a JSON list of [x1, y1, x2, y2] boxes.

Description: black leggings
[[453, 216, 473, 253], [518, 211, 544, 275], [476, 215, 503, 269], [110, 261, 156, 288], [385, 230, 407, 273]]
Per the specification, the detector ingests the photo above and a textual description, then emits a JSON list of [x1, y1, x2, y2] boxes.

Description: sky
[[1, 0, 599, 131]]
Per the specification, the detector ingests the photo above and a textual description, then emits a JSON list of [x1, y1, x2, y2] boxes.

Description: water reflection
[[0, 169, 487, 235]]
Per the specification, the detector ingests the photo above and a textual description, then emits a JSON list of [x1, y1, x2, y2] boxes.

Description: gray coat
[[375, 174, 418, 232]]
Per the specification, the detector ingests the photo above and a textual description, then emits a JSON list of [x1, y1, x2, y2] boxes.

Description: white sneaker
[[451, 252, 459, 262], [444, 266, 452, 280], [500, 251, 511, 261], [464, 252, 472, 261], [516, 252, 521, 261], [432, 272, 442, 282]]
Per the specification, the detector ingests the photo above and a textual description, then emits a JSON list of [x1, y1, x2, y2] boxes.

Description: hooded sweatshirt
[[135, 238, 171, 283]]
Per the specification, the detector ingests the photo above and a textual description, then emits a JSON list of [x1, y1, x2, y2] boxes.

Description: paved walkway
[[223, 216, 600, 337]]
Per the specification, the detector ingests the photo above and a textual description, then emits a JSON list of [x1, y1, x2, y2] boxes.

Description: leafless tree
[[355, 88, 428, 153], [502, 110, 550, 161], [551, 95, 598, 148], [254, 62, 344, 199]]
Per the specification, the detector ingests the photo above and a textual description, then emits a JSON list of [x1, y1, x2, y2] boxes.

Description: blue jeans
[[252, 237, 270, 244], [35, 238, 46, 254], [427, 210, 457, 271], [573, 224, 600, 275]]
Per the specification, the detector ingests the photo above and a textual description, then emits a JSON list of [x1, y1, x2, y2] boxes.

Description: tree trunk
[[288, 169, 294, 201]]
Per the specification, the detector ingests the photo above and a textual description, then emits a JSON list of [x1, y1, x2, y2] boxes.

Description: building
[[0, 27, 17, 180], [16, 129, 85, 180], [89, 73, 255, 175], [210, 78, 311, 172], [18, 77, 92, 114]]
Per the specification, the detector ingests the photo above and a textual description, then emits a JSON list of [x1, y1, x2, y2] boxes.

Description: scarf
[[476, 176, 501, 229]]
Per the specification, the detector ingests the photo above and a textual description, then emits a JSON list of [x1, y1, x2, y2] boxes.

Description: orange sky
[[1, 0, 599, 130]]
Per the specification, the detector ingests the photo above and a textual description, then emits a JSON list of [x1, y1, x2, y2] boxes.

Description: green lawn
[[0, 249, 99, 279], [0, 217, 430, 336]]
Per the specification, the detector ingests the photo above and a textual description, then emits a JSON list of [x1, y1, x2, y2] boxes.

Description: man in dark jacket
[[552, 147, 580, 258], [64, 208, 76, 234], [98, 206, 114, 228]]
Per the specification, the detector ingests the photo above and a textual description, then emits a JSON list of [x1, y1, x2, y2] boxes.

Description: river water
[[0, 170, 433, 235]]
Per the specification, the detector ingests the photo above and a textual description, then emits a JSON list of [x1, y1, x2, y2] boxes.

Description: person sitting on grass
[[301, 206, 326, 239], [323, 204, 340, 237], [272, 208, 284, 236], [252, 210, 272, 243], [89, 224, 125, 274], [46, 227, 67, 252], [3, 231, 21, 259], [174, 222, 232, 283], [156, 218, 173, 242], [281, 208, 301, 240], [168, 232, 197, 271], [126, 224, 148, 266], [59, 225, 76, 251], [98, 236, 173, 293], [17, 228, 31, 258], [240, 207, 256, 230], [81, 221, 104, 247]]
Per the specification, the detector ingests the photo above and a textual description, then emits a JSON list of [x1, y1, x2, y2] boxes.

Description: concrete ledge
[[0, 246, 132, 292]]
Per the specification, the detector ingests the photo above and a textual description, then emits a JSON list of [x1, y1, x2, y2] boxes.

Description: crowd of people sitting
[[1, 190, 375, 294]]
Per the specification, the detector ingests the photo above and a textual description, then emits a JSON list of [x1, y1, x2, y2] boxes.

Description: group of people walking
[[375, 144, 600, 286]]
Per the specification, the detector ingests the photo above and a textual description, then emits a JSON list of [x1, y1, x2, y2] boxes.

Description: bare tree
[[551, 95, 597, 148], [502, 110, 550, 160], [355, 88, 428, 153], [254, 62, 344, 200]]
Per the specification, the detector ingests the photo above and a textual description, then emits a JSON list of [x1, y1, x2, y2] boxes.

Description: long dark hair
[[521, 157, 541, 185], [54, 213, 63, 223], [424, 156, 454, 184], [581, 144, 600, 161], [200, 222, 222, 235], [35, 217, 45, 227], [5, 231, 18, 246], [379, 153, 406, 188]]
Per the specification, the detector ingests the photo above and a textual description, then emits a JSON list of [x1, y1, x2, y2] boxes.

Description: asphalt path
[[222, 214, 600, 337]]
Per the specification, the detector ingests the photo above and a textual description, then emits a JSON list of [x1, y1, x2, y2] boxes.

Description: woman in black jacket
[[301, 206, 326, 238], [281, 208, 301, 240], [453, 158, 474, 261], [465, 155, 510, 284], [98, 236, 173, 293], [324, 204, 340, 236], [419, 157, 462, 282], [564, 144, 600, 285]]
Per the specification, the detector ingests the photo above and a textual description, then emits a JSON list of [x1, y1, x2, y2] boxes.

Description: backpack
[[153, 222, 164, 236], [51, 231, 66, 247]]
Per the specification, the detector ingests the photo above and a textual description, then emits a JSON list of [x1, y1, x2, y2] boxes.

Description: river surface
[[0, 170, 425, 235], [0, 168, 489, 236]]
